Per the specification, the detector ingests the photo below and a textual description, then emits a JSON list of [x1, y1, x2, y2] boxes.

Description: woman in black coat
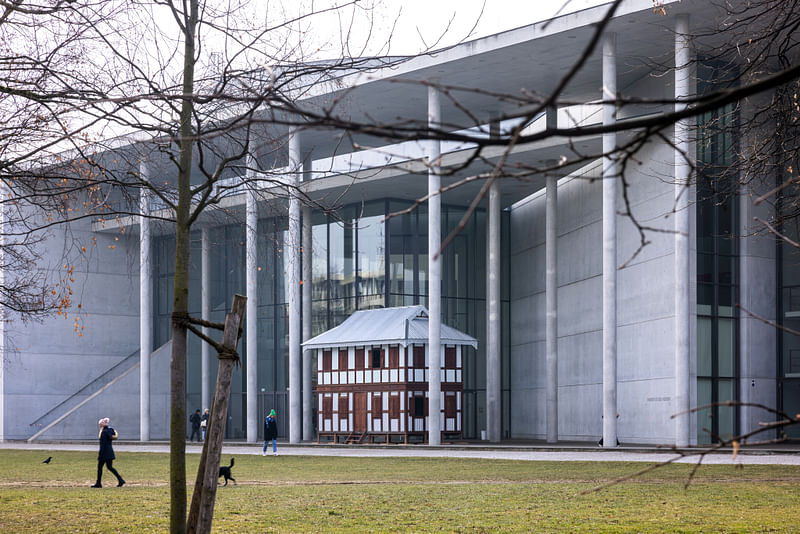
[[92, 417, 125, 488]]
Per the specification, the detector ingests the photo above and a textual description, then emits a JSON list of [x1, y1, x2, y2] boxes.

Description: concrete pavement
[[2, 440, 799, 465]]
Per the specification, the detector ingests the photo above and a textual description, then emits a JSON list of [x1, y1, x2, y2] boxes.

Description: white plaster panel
[[510, 292, 545, 345], [616, 317, 674, 381], [738, 377, 778, 440], [616, 255, 674, 327], [558, 277, 602, 337], [510, 386, 545, 439], [739, 317, 777, 379], [510, 340, 545, 390], [509, 195, 545, 255], [557, 331, 602, 386], [510, 243, 545, 297], [557, 222, 602, 286], [617, 378, 676, 444], [740, 255, 777, 319], [557, 383, 602, 440], [557, 176, 602, 235]]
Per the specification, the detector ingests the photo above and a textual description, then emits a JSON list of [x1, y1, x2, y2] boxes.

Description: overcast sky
[[374, 0, 608, 54]]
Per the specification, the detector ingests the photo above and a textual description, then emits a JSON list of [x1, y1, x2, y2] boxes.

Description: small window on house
[[445, 394, 456, 418], [413, 396, 425, 417], [355, 348, 365, 370], [322, 350, 332, 372], [413, 346, 425, 369], [372, 394, 382, 419], [371, 348, 382, 369], [445, 347, 456, 369], [338, 349, 348, 371]]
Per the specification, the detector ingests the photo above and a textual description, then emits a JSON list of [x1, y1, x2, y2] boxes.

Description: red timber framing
[[316, 343, 464, 444]]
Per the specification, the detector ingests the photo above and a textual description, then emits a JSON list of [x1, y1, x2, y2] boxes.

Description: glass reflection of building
[[154, 199, 510, 439]]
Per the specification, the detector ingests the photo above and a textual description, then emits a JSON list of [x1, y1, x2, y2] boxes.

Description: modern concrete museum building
[[2, 0, 796, 446]]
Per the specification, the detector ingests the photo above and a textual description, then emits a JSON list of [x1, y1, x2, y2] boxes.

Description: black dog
[[218, 457, 236, 486]]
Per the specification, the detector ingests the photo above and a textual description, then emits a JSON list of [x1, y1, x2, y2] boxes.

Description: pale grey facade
[[1, 0, 793, 446]]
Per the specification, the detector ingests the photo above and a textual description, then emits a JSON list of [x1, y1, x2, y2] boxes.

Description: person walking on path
[[91, 417, 125, 488], [200, 408, 209, 441], [263, 409, 278, 456], [189, 409, 202, 442]]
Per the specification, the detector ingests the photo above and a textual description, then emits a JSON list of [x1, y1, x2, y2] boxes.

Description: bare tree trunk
[[186, 294, 247, 534], [171, 2, 198, 533]]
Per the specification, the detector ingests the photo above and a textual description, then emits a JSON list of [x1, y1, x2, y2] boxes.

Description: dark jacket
[[190, 412, 201, 429], [265, 415, 278, 440], [98, 426, 117, 461]]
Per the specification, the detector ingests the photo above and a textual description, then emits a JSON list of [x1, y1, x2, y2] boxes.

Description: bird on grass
[[42, 457, 52, 464]]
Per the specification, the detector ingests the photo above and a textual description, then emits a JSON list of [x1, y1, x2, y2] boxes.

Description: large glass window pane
[[697, 378, 712, 444], [718, 318, 735, 377], [782, 380, 800, 438], [388, 208, 416, 297], [311, 216, 328, 303], [697, 316, 713, 377], [781, 318, 800, 377], [697, 283, 713, 315], [258, 219, 276, 307], [258, 304, 277, 390], [275, 220, 289, 305], [357, 209, 385, 309], [697, 253, 713, 284], [418, 207, 428, 297], [717, 379, 736, 440], [329, 210, 355, 302]]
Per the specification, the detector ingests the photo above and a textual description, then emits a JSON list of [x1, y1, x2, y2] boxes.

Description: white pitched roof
[[302, 305, 478, 350]]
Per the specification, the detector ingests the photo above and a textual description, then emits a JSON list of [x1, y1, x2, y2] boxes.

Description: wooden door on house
[[353, 392, 367, 432]]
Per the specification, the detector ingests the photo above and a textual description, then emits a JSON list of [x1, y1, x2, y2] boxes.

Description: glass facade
[[696, 102, 738, 444], [154, 199, 510, 439], [779, 187, 800, 438]]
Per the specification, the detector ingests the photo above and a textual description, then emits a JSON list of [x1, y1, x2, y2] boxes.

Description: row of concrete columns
[[137, 16, 692, 445]]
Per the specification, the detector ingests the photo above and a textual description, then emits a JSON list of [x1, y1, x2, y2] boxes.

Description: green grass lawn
[[0, 449, 798, 532]]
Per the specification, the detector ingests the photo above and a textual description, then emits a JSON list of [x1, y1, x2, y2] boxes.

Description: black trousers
[[96, 459, 123, 485], [190, 427, 201, 441]]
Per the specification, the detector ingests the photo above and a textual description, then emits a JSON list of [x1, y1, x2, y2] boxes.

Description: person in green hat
[[263, 409, 278, 456]]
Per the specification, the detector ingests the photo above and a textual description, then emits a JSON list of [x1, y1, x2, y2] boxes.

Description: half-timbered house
[[303, 305, 477, 443]]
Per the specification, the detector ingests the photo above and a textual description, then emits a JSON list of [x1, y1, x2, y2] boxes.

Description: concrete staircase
[[27, 341, 171, 442]]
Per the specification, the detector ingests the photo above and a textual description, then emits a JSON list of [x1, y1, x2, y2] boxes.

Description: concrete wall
[[510, 137, 696, 444], [1, 214, 146, 440]]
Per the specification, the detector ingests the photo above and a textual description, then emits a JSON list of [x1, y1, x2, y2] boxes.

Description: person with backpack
[[263, 409, 278, 456]]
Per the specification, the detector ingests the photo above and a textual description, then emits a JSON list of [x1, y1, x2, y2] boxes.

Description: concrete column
[[201, 227, 211, 413], [545, 172, 558, 443], [427, 86, 442, 446], [0, 181, 4, 442], [139, 160, 152, 442], [0, 181, 3, 443], [602, 32, 618, 448], [302, 204, 313, 441], [245, 155, 258, 443], [288, 130, 302, 443], [674, 14, 692, 447], [486, 179, 501, 443]]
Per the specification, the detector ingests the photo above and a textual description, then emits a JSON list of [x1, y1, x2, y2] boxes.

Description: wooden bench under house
[[303, 305, 478, 444]]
